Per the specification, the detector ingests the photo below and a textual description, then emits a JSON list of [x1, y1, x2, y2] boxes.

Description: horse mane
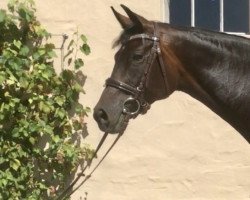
[[113, 22, 250, 53], [166, 24, 250, 52]]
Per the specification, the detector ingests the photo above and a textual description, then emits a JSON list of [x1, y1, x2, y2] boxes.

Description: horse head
[[93, 5, 177, 134]]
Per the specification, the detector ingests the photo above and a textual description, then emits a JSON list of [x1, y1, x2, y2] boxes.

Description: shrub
[[0, 0, 93, 199]]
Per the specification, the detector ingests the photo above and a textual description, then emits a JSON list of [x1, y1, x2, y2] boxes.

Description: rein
[[55, 132, 122, 200], [106, 22, 169, 116]]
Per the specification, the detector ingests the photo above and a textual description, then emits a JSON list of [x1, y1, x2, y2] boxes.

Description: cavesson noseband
[[105, 23, 169, 117]]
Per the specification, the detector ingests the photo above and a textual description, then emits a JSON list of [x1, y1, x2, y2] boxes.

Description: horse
[[93, 5, 250, 144]]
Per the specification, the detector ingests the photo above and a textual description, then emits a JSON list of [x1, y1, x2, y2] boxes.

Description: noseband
[[105, 23, 169, 117]]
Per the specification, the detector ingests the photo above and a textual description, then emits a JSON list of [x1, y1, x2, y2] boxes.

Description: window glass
[[195, 0, 220, 31], [224, 0, 249, 32], [169, 0, 191, 27], [168, 0, 249, 33]]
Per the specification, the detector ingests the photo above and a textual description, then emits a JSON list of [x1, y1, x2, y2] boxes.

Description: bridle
[[105, 22, 169, 117]]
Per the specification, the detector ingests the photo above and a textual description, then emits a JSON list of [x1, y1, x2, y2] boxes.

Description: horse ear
[[111, 6, 132, 29], [120, 4, 149, 31]]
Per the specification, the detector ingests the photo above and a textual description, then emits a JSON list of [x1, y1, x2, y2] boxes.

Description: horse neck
[[162, 27, 250, 142]]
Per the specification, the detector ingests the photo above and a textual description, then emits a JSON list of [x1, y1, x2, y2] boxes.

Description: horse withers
[[94, 5, 250, 143]]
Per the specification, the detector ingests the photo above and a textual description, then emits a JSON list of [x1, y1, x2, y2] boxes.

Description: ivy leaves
[[80, 34, 91, 55], [0, 0, 93, 199], [65, 32, 91, 70]]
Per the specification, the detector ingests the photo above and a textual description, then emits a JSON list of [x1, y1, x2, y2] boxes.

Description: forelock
[[112, 25, 141, 48]]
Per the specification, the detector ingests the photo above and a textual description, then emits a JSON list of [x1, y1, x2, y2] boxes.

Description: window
[[168, 0, 250, 34]]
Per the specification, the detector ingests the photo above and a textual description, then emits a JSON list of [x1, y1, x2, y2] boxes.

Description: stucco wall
[[1, 1, 250, 199]]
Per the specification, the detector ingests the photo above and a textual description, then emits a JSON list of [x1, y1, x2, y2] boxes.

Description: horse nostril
[[98, 109, 108, 121], [94, 109, 109, 128]]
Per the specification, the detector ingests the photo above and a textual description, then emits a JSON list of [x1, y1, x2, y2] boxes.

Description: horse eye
[[132, 54, 144, 61]]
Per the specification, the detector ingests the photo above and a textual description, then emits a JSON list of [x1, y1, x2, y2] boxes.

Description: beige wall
[[1, 1, 250, 199]]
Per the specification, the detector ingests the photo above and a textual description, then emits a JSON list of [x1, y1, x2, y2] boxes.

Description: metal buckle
[[122, 97, 141, 116], [136, 86, 143, 92], [152, 36, 159, 41]]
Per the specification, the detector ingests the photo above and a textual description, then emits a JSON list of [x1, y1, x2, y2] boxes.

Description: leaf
[[1, 179, 7, 187], [38, 49, 46, 56], [29, 123, 39, 132], [29, 137, 36, 145], [34, 26, 50, 38], [7, 0, 15, 12], [61, 70, 74, 81], [45, 43, 55, 50], [63, 49, 73, 61], [85, 106, 91, 113], [19, 77, 29, 88], [20, 46, 29, 56], [6, 78, 15, 85], [41, 69, 53, 80], [39, 101, 51, 113], [10, 159, 21, 171], [80, 34, 88, 43], [44, 125, 54, 135], [67, 39, 74, 50], [0, 56, 4, 64], [28, 98, 33, 104], [37, 63, 47, 70], [32, 52, 40, 60], [6, 47, 18, 56], [73, 82, 84, 93], [67, 58, 72, 66], [18, 8, 33, 22], [12, 127, 20, 138], [55, 108, 66, 119], [80, 44, 91, 55], [0, 72, 6, 84], [54, 96, 65, 106], [45, 44, 57, 58], [13, 40, 22, 49], [47, 50, 57, 58], [0, 9, 6, 23], [52, 135, 60, 143], [72, 119, 82, 131], [74, 58, 84, 70], [4, 91, 10, 98], [75, 103, 84, 114]]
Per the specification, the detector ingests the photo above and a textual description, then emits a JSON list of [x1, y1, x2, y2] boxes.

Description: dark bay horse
[[94, 5, 250, 144]]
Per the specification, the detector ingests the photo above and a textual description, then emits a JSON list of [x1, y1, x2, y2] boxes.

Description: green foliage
[[0, 0, 93, 199]]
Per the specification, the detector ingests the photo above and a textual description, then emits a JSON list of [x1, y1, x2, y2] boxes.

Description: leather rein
[[106, 22, 169, 116]]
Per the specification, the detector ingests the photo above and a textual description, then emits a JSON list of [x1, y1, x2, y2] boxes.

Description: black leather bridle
[[105, 23, 169, 117]]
